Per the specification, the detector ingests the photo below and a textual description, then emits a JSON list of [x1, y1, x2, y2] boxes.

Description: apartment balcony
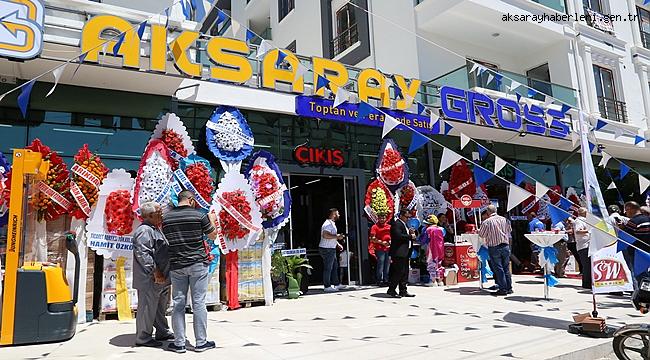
[[330, 23, 359, 58], [583, 7, 615, 34], [597, 96, 627, 123], [428, 64, 579, 108]]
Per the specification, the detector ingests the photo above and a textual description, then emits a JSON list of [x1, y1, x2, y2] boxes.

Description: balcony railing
[[584, 8, 615, 33], [641, 30, 650, 49], [532, 0, 567, 13], [331, 23, 359, 57], [428, 64, 579, 108], [597, 96, 628, 123]]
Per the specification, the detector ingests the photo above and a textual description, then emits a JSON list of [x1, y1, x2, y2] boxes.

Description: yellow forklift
[[0, 149, 79, 345]]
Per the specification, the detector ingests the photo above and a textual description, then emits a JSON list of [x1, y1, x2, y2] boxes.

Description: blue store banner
[[295, 96, 440, 135]]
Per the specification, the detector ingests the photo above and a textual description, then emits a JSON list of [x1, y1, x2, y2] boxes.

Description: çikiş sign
[[294, 145, 345, 168]]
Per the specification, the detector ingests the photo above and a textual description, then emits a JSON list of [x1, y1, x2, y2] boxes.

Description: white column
[[573, 0, 585, 18], [639, 65, 650, 127], [627, 0, 643, 47], [581, 45, 600, 116]]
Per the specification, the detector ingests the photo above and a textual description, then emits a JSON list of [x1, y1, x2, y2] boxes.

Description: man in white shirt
[[320, 208, 344, 292], [574, 207, 592, 289]]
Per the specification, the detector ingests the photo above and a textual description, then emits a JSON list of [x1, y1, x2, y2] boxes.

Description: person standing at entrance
[[320, 208, 344, 292], [479, 205, 513, 296], [423, 215, 445, 286], [574, 207, 592, 289], [162, 190, 218, 353], [388, 210, 416, 298], [369, 214, 391, 286], [132, 201, 173, 347]]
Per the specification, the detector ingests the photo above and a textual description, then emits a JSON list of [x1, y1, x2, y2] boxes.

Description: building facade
[[0, 0, 649, 285]]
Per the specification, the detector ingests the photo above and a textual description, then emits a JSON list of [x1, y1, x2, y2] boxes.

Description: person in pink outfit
[[423, 215, 445, 286]]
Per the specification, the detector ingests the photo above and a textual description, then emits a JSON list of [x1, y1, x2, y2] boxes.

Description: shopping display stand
[[523, 232, 565, 302], [461, 233, 487, 290]]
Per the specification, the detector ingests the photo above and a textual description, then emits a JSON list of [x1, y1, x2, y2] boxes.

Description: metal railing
[[641, 29, 650, 49], [597, 96, 628, 123], [331, 23, 359, 57]]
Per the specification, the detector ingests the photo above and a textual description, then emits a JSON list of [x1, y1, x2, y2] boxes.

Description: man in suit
[[387, 210, 416, 298]]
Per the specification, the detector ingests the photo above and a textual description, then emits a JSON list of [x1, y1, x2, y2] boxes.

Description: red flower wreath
[[105, 189, 134, 235], [161, 129, 188, 169], [249, 165, 282, 219], [398, 182, 416, 210], [27, 139, 71, 221], [378, 148, 405, 185], [185, 163, 214, 201], [70, 144, 109, 219], [219, 190, 252, 239]]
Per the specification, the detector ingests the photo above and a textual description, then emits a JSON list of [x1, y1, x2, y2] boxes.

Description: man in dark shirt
[[162, 190, 218, 353], [623, 201, 650, 287], [387, 210, 416, 298]]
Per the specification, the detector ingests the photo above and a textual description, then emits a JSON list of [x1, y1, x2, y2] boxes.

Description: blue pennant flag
[[514, 168, 526, 186], [17, 80, 35, 119], [417, 102, 425, 115], [137, 22, 146, 39], [561, 104, 571, 115], [408, 131, 429, 154], [216, 9, 227, 25], [113, 33, 126, 56], [527, 88, 536, 97], [276, 50, 287, 67], [548, 205, 570, 226], [444, 122, 453, 135], [477, 144, 488, 160], [559, 197, 572, 211], [588, 142, 596, 153], [357, 101, 374, 122], [635, 249, 650, 278], [246, 29, 255, 42], [645, 0, 650, 5], [635, 135, 646, 145], [316, 74, 330, 92], [620, 163, 630, 179], [78, 52, 87, 63], [393, 84, 403, 100], [617, 228, 636, 253], [474, 165, 494, 187], [190, 0, 206, 22], [180, 0, 191, 20], [516, 93, 521, 103], [494, 73, 503, 89], [595, 119, 607, 131]]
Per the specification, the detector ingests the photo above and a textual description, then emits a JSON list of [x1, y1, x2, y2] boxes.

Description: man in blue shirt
[[528, 212, 545, 233]]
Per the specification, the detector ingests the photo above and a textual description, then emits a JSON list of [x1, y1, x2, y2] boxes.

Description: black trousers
[[578, 248, 591, 289], [388, 256, 409, 294]]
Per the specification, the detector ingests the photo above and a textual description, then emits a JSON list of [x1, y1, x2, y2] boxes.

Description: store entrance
[[287, 174, 361, 285]]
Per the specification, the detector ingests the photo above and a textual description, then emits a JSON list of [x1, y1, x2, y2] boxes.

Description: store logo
[[293, 145, 344, 168], [0, 0, 44, 60]]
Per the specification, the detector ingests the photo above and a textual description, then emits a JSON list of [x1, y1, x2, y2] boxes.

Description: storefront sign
[[0, 0, 44, 60], [293, 144, 345, 168], [295, 96, 439, 135], [440, 86, 571, 139], [452, 194, 482, 208], [281, 248, 306, 257]]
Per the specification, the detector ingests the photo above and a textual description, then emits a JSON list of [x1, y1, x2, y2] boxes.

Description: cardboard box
[[408, 268, 420, 284], [445, 269, 458, 286]]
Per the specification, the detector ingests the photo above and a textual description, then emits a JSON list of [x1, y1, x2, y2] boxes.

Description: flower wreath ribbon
[[170, 179, 183, 197], [205, 121, 255, 146], [364, 205, 379, 224], [407, 193, 418, 211], [212, 210, 227, 251], [168, 149, 184, 162], [216, 193, 261, 233], [377, 159, 405, 175], [69, 180, 92, 217], [257, 184, 287, 207], [37, 181, 73, 210], [154, 180, 173, 204], [173, 169, 211, 210], [71, 163, 101, 189]]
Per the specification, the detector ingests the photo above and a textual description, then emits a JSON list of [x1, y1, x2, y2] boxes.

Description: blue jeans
[[319, 247, 340, 288], [488, 244, 512, 292], [375, 250, 390, 283], [170, 263, 209, 347]]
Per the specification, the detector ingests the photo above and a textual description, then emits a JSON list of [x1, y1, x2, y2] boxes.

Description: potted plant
[[285, 256, 313, 299], [271, 251, 288, 297]]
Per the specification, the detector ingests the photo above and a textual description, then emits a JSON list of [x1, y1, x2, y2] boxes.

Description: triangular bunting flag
[[333, 88, 350, 108], [357, 101, 374, 122], [598, 152, 611, 168], [404, 94, 415, 108], [617, 228, 636, 253], [216, 9, 227, 25], [477, 144, 488, 160], [588, 142, 596, 153], [514, 168, 526, 186], [417, 102, 425, 115], [635, 135, 646, 145], [595, 119, 607, 131], [607, 181, 617, 190], [474, 165, 494, 187], [544, 95, 553, 106], [276, 50, 288, 67], [548, 205, 571, 226], [46, 64, 67, 98], [231, 19, 241, 38], [190, 0, 207, 23], [536, 182, 550, 198], [640, 174, 650, 194], [494, 156, 507, 174], [634, 249, 650, 278], [620, 163, 631, 179], [180, 0, 191, 20], [408, 131, 429, 154], [256, 40, 273, 59], [246, 29, 255, 42], [382, 114, 401, 138], [559, 197, 572, 211], [460, 133, 471, 150], [429, 110, 439, 130], [113, 33, 126, 56], [516, 93, 522, 103], [17, 80, 35, 118], [494, 73, 503, 88], [137, 22, 147, 39], [486, 73, 494, 86], [470, 63, 480, 74], [444, 122, 453, 135], [439, 147, 463, 173], [507, 185, 532, 211], [613, 127, 624, 139], [509, 80, 521, 92], [571, 131, 580, 147], [560, 104, 571, 115], [393, 83, 403, 99]]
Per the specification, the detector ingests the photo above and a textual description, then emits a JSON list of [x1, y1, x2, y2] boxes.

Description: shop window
[[583, 0, 602, 13], [593, 64, 627, 123], [278, 0, 295, 21], [331, 3, 358, 57], [526, 63, 553, 99]]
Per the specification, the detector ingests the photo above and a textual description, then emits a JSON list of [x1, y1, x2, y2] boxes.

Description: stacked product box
[[238, 240, 264, 302], [101, 257, 137, 313]]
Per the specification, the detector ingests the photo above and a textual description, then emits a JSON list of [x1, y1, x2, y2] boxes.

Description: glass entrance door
[[343, 176, 361, 285]]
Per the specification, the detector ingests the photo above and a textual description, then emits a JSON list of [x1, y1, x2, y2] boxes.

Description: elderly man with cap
[[132, 201, 173, 347], [423, 215, 445, 286]]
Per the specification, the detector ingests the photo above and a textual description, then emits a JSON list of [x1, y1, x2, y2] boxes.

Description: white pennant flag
[[404, 94, 415, 108], [46, 64, 67, 98], [536, 182, 550, 198], [294, 62, 309, 81], [507, 185, 532, 211], [429, 110, 439, 129], [613, 126, 624, 139], [382, 114, 401, 138], [256, 40, 273, 59], [333, 88, 350, 107], [508, 80, 521, 92], [607, 181, 617, 190], [460, 133, 471, 150], [571, 131, 580, 147], [494, 156, 507, 174], [231, 19, 242, 39], [470, 63, 480, 74], [486, 73, 494, 85], [598, 152, 611, 168], [439, 147, 463, 173], [640, 174, 650, 194], [544, 95, 553, 106], [544, 113, 554, 126]]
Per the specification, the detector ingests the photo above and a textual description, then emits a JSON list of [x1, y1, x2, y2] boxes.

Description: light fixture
[[492, 33, 500, 37]]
